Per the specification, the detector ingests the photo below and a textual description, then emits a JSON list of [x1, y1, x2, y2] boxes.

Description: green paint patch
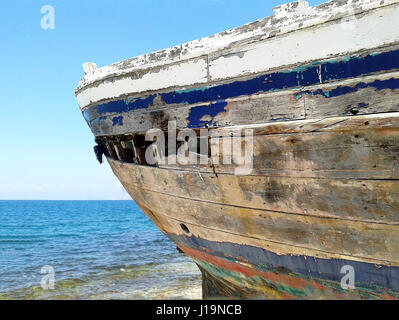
[[284, 61, 321, 74], [175, 86, 210, 94]]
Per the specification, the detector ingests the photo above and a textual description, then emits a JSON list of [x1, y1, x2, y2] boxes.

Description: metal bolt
[[350, 107, 359, 115]]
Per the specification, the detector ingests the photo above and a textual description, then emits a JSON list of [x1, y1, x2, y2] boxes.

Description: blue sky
[[0, 0, 325, 200]]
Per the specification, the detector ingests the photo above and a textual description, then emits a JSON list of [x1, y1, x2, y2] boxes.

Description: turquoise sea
[[0, 201, 201, 299]]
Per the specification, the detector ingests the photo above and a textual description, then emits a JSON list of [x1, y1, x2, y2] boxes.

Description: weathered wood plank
[[134, 196, 399, 268], [240, 129, 398, 179], [87, 89, 306, 136], [85, 71, 399, 136], [209, 112, 399, 137], [108, 158, 399, 225], [303, 72, 399, 118], [125, 183, 399, 264], [157, 115, 399, 179]]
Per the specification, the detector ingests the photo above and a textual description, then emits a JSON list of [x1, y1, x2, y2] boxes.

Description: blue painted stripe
[[299, 77, 399, 99], [83, 48, 399, 127], [83, 94, 156, 124], [187, 100, 228, 128], [112, 116, 123, 126], [167, 233, 399, 293]]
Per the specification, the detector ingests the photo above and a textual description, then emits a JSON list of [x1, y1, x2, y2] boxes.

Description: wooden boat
[[75, 0, 399, 299]]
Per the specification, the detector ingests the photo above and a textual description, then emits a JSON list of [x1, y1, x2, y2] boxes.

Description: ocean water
[[0, 201, 201, 300]]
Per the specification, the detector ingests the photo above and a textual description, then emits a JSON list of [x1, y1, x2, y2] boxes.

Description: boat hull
[[75, 0, 399, 299], [107, 156, 399, 299], [106, 112, 399, 299]]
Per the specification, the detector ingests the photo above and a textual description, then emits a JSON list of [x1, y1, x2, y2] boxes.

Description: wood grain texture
[[120, 179, 399, 267], [105, 111, 399, 267], [129, 184, 399, 264], [85, 70, 399, 136], [109, 159, 399, 225], [87, 89, 306, 136], [303, 72, 399, 118], [151, 113, 399, 180]]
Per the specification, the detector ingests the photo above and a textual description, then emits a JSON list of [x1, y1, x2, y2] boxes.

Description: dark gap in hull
[[93, 129, 212, 166]]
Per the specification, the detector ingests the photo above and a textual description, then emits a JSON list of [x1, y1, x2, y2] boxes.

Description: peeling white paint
[[76, 57, 208, 108], [209, 4, 399, 80], [75, 0, 399, 109]]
